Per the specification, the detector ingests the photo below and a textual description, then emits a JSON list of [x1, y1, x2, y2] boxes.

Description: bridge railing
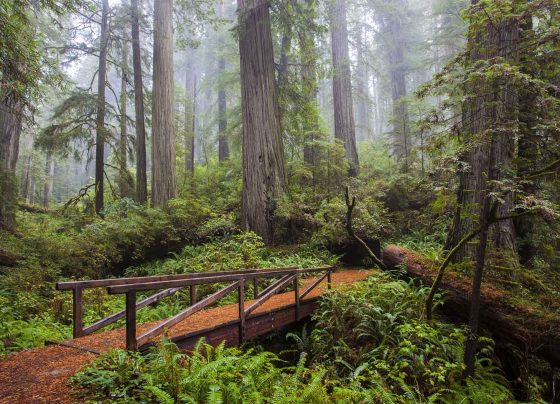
[[56, 266, 333, 351]]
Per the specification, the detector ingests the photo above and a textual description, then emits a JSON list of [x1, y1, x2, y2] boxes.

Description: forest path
[[0, 269, 371, 403]]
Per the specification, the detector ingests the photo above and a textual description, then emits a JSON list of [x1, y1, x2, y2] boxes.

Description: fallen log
[[383, 244, 560, 367], [17, 202, 51, 214], [0, 249, 21, 267]]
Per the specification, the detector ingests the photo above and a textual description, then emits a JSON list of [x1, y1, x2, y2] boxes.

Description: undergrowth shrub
[[309, 273, 516, 402], [71, 339, 330, 403]]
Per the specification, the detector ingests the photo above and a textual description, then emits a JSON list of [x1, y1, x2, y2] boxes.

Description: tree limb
[[344, 186, 387, 270]]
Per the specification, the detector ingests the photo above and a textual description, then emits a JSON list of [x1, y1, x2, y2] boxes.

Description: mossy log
[[382, 244, 560, 367], [0, 249, 21, 266]]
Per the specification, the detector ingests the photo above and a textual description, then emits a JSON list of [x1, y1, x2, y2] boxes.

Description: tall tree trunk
[[446, 5, 519, 268], [131, 0, 147, 204], [217, 0, 229, 162], [151, 0, 176, 208], [298, 0, 320, 167], [43, 149, 55, 208], [0, 96, 23, 230], [515, 14, 538, 264], [22, 154, 31, 203], [238, 0, 286, 243], [119, 39, 130, 198], [329, 0, 359, 176], [185, 67, 195, 175], [385, 7, 409, 170], [95, 0, 109, 215], [355, 26, 369, 141]]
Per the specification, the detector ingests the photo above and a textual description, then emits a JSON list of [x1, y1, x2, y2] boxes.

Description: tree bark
[[42, 149, 55, 208], [95, 0, 109, 215], [151, 0, 177, 208], [515, 15, 538, 264], [184, 67, 195, 175], [329, 0, 358, 176], [0, 95, 23, 230], [131, 0, 147, 204], [385, 4, 409, 169], [238, 0, 287, 244], [119, 39, 131, 199], [446, 4, 519, 267], [355, 26, 369, 141], [298, 0, 320, 167], [217, 0, 229, 162]]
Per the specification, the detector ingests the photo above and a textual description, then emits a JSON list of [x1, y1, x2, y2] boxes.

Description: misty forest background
[[1, 0, 560, 402]]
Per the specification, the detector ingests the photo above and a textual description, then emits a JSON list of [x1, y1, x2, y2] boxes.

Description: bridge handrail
[[106, 267, 329, 294], [55, 267, 298, 290], [56, 266, 334, 350]]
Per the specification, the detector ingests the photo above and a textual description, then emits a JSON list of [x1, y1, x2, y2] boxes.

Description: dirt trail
[[0, 269, 371, 403]]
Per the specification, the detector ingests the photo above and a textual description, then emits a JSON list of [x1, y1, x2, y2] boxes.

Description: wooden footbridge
[[0, 267, 370, 402], [56, 266, 338, 352]]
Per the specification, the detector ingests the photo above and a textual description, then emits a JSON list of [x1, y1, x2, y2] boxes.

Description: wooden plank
[[294, 275, 300, 321], [190, 285, 196, 305], [299, 271, 329, 300], [296, 266, 334, 274], [238, 279, 245, 345], [107, 270, 298, 294], [73, 287, 83, 339], [44, 340, 101, 355], [256, 274, 293, 299], [171, 298, 320, 352], [126, 291, 137, 351], [137, 281, 240, 347], [82, 287, 181, 335], [245, 274, 295, 316], [56, 267, 301, 290]]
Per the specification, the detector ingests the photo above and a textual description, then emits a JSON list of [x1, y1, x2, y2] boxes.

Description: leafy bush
[[310, 273, 515, 401], [312, 195, 393, 245], [71, 339, 331, 403]]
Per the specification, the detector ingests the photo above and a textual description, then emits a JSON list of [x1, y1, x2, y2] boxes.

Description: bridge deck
[[0, 269, 370, 403]]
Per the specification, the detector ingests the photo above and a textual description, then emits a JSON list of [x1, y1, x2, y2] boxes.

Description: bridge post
[[253, 278, 258, 299], [190, 285, 196, 305], [72, 287, 83, 338], [294, 274, 300, 321], [125, 291, 137, 351], [238, 279, 245, 345], [327, 270, 332, 290]]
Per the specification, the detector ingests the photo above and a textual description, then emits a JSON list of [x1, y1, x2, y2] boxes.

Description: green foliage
[[0, 208, 336, 354], [311, 194, 393, 246], [71, 339, 331, 403], [129, 232, 336, 277], [310, 273, 515, 401]]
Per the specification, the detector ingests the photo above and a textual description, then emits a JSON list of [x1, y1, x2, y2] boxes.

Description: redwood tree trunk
[[0, 96, 23, 230], [329, 0, 358, 176], [298, 0, 320, 167], [217, 0, 229, 162], [131, 0, 147, 204], [151, 0, 177, 208], [42, 149, 55, 208], [385, 8, 409, 169], [355, 26, 369, 141], [238, 0, 286, 243], [184, 67, 195, 175], [95, 0, 109, 215], [119, 39, 130, 198], [446, 9, 519, 268]]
